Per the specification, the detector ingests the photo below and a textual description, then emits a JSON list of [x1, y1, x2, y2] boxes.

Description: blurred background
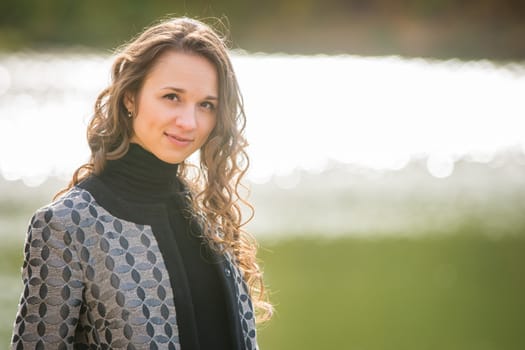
[[1, 1, 525, 349]]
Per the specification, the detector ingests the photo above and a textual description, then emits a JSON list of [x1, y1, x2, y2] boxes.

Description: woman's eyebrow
[[161, 86, 185, 92], [161, 86, 218, 100]]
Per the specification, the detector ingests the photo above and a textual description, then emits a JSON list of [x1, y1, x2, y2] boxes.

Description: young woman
[[11, 17, 272, 350]]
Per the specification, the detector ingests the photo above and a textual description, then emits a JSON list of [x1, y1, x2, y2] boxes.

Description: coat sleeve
[[11, 207, 85, 349]]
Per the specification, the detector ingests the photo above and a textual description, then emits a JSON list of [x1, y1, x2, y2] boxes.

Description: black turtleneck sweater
[[77, 143, 237, 349]]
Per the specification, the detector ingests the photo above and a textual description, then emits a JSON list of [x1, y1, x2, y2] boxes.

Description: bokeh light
[[1, 52, 524, 185]]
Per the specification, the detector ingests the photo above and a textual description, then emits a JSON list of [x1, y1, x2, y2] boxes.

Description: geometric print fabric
[[12, 188, 179, 349], [12, 187, 257, 349]]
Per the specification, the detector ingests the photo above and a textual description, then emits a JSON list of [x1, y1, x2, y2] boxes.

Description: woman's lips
[[164, 132, 194, 146]]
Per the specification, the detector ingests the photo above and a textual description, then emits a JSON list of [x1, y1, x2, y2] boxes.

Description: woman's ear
[[124, 92, 135, 113]]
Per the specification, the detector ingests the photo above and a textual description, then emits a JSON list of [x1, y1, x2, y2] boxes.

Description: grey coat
[[11, 187, 258, 349]]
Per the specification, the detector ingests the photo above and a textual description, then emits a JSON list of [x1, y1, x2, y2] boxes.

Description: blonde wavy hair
[[56, 16, 272, 322]]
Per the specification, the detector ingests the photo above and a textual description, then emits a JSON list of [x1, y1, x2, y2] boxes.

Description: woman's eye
[[164, 93, 179, 101], [201, 101, 216, 111]]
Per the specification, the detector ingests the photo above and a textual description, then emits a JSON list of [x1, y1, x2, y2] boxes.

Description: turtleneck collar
[[98, 143, 182, 202]]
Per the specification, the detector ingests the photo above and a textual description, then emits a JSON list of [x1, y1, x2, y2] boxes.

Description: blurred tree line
[[0, 0, 524, 59]]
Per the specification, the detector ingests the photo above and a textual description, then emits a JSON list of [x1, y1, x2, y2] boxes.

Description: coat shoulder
[[29, 187, 97, 232]]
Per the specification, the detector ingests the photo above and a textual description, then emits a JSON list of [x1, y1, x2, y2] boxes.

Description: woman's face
[[128, 50, 218, 164]]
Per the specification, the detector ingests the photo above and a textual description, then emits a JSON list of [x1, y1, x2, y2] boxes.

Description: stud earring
[[127, 111, 133, 118]]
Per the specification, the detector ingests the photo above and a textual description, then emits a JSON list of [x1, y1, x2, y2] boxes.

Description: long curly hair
[[56, 16, 272, 322]]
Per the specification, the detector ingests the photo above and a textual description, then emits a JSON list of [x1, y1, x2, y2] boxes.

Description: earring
[[127, 111, 133, 118]]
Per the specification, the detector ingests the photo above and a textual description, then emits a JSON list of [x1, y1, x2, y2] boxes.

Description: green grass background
[[2, 233, 524, 349], [255, 235, 525, 349]]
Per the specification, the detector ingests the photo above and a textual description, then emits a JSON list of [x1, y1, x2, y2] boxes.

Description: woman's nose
[[175, 104, 197, 131]]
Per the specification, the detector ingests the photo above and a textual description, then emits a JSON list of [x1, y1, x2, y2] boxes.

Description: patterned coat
[[11, 186, 258, 349]]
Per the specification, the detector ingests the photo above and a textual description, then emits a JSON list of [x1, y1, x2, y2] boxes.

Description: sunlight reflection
[[0, 64, 10, 96], [0, 52, 524, 186]]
